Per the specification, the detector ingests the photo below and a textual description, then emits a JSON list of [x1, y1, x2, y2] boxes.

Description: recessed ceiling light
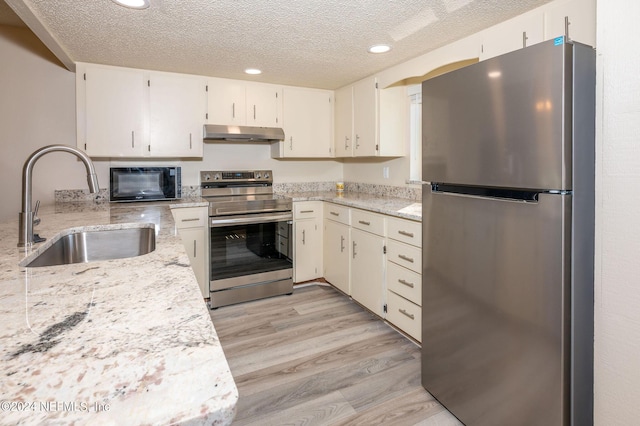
[[368, 44, 392, 54], [245, 68, 262, 75], [111, 0, 150, 10]]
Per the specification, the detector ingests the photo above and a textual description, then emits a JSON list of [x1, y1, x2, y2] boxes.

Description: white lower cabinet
[[350, 209, 386, 317], [171, 206, 209, 298], [323, 218, 351, 295], [294, 201, 323, 283]]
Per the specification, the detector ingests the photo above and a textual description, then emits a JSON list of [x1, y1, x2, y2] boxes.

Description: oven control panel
[[200, 170, 272, 184]]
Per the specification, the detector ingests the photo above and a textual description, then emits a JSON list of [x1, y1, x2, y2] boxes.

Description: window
[[408, 84, 422, 182]]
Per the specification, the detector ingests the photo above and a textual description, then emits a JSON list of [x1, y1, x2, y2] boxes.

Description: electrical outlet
[[383, 167, 389, 179]]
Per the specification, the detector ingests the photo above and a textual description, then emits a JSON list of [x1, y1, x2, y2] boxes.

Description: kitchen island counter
[[0, 200, 237, 425]]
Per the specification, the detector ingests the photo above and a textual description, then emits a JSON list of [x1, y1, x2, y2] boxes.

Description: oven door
[[209, 211, 293, 291]]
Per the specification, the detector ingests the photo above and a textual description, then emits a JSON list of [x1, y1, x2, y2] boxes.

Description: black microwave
[[109, 167, 181, 202]]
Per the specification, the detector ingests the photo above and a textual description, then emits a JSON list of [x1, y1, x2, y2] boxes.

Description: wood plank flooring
[[209, 283, 463, 426]]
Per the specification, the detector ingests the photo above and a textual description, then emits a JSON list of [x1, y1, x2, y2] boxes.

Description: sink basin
[[22, 225, 156, 268]]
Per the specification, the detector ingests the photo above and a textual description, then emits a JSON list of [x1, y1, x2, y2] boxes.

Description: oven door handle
[[210, 212, 293, 227]]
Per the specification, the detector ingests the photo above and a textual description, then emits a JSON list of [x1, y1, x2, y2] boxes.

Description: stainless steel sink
[[22, 225, 156, 268]]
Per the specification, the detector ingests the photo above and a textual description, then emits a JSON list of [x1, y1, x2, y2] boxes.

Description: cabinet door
[[334, 84, 354, 157], [81, 65, 146, 157], [179, 227, 208, 298], [294, 218, 322, 283], [544, 0, 596, 47], [323, 220, 350, 294], [352, 76, 378, 157], [282, 87, 333, 157], [246, 83, 281, 127], [350, 228, 385, 316], [480, 11, 544, 60], [207, 77, 246, 125], [149, 72, 207, 157]]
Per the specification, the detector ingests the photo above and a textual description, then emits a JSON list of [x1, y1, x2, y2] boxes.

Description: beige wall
[[594, 0, 640, 423]]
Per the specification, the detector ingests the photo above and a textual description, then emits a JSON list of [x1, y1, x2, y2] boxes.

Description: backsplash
[[56, 183, 421, 202]]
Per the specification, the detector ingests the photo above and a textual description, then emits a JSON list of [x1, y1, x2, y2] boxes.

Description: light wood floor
[[209, 283, 463, 426]]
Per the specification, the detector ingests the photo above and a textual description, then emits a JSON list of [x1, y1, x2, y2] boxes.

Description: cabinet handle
[[189, 133, 192, 149], [340, 235, 345, 252], [345, 136, 350, 150], [232, 102, 235, 118], [253, 105, 256, 120], [181, 218, 200, 222], [193, 240, 197, 258], [352, 241, 357, 258], [290, 136, 293, 150], [358, 220, 370, 226], [398, 230, 414, 238], [356, 134, 360, 148], [398, 254, 414, 263], [131, 131, 135, 148], [330, 211, 340, 216], [398, 279, 415, 288], [300, 210, 314, 214], [399, 308, 415, 320], [302, 229, 306, 245]]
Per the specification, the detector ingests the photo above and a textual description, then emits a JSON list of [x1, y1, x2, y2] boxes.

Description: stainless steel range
[[201, 170, 293, 308]]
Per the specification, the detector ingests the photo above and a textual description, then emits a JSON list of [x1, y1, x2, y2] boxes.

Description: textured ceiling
[[3, 0, 554, 89]]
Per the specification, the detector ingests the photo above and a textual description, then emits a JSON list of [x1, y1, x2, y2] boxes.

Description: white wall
[[0, 25, 110, 222], [594, 0, 640, 423]]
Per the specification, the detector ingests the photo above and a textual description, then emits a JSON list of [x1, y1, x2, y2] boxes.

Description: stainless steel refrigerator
[[421, 37, 595, 426]]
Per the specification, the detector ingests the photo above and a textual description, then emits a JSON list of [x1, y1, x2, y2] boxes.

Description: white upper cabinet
[[206, 77, 247, 125], [336, 76, 405, 158], [273, 87, 333, 158], [246, 82, 282, 127], [334, 84, 353, 157], [352, 76, 378, 157], [149, 71, 207, 157], [77, 63, 206, 158], [480, 11, 544, 60], [543, 0, 596, 47], [207, 79, 282, 128], [78, 64, 146, 157]]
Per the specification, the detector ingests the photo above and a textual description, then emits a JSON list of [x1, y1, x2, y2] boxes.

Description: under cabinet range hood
[[203, 124, 285, 142]]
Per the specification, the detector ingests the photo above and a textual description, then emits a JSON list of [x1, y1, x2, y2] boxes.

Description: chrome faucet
[[18, 145, 100, 247]]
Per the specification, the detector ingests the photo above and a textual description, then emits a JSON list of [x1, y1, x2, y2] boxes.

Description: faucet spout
[[18, 145, 100, 247]]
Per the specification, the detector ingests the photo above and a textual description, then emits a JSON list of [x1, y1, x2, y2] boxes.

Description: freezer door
[[422, 38, 572, 190], [421, 189, 571, 426]]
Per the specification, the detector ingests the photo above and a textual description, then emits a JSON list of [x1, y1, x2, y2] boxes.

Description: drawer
[[171, 207, 207, 229], [323, 203, 350, 226], [386, 290, 422, 342], [352, 208, 385, 236], [386, 239, 422, 274], [387, 261, 421, 306], [294, 201, 322, 219], [387, 216, 422, 248]]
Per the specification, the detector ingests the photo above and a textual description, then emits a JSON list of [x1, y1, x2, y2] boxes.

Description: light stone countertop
[[0, 199, 237, 425], [275, 191, 422, 221]]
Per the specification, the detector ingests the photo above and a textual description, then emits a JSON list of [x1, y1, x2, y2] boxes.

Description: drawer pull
[[398, 279, 415, 288], [398, 254, 414, 263], [300, 210, 314, 214], [399, 309, 415, 320], [181, 218, 200, 222], [358, 220, 371, 226], [330, 211, 340, 216], [398, 230, 414, 238]]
